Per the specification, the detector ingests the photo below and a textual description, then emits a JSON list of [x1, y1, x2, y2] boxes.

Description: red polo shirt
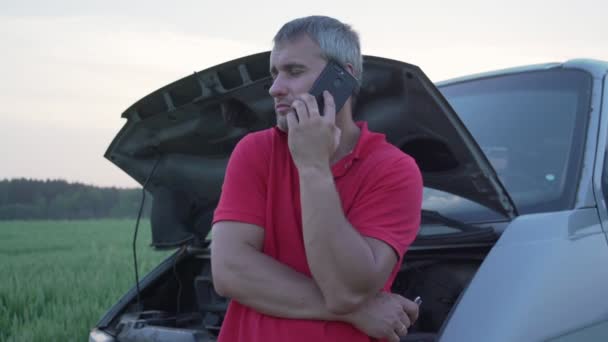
[[213, 121, 422, 342]]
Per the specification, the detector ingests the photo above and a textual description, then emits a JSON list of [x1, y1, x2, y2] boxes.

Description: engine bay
[[102, 241, 492, 342]]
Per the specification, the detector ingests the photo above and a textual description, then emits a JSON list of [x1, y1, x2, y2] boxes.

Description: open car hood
[[105, 52, 517, 249]]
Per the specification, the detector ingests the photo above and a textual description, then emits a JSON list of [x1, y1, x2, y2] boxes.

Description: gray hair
[[273, 16, 363, 84]]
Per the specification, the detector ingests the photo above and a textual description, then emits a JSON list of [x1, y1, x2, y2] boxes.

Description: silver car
[[90, 54, 608, 342]]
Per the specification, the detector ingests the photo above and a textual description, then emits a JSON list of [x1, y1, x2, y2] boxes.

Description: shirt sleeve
[[347, 155, 423, 261], [212, 132, 268, 228]]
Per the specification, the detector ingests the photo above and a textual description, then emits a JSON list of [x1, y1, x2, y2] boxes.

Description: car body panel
[[593, 72, 608, 238], [549, 320, 608, 341], [437, 208, 608, 341], [570, 60, 608, 210]]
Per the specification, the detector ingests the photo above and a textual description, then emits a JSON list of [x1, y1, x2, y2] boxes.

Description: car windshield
[[423, 68, 592, 223]]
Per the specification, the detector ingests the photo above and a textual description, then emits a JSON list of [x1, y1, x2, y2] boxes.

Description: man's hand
[[286, 91, 341, 169], [344, 293, 420, 342]]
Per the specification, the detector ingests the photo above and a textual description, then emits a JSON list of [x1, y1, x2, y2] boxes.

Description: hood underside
[[105, 52, 517, 248]]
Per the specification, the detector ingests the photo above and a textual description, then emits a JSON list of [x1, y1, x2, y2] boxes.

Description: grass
[[0, 219, 173, 342]]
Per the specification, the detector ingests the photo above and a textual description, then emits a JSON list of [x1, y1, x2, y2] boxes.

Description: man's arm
[[211, 221, 418, 341], [211, 221, 420, 340], [285, 93, 422, 315], [299, 166, 399, 314], [210, 220, 344, 320]]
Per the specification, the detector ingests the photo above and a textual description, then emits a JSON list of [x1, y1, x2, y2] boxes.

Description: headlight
[[89, 328, 115, 342]]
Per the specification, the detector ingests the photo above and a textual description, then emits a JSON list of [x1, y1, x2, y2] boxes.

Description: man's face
[[269, 34, 327, 132]]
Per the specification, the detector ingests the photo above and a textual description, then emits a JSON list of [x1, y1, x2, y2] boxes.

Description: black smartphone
[[308, 60, 359, 115]]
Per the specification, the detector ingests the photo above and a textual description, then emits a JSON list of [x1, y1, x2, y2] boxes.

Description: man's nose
[[268, 75, 287, 98]]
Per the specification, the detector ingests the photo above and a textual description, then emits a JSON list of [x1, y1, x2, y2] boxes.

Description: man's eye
[[289, 69, 303, 76]]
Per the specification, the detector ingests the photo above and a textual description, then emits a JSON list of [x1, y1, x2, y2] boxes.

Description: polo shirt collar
[[331, 121, 375, 178]]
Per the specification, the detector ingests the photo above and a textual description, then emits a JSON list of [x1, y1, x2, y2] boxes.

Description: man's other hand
[[344, 292, 419, 342]]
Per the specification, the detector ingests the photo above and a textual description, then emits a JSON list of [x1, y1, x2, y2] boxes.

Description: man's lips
[[275, 104, 291, 113]]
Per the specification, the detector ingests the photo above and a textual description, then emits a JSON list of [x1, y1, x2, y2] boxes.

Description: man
[[210, 16, 423, 342]]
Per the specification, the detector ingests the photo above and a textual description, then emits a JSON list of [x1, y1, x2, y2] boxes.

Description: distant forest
[[0, 178, 151, 220]]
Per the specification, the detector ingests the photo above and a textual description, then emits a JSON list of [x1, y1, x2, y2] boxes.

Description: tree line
[[0, 178, 151, 220]]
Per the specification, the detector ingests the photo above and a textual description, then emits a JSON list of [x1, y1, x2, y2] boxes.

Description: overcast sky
[[1, 0, 607, 188]]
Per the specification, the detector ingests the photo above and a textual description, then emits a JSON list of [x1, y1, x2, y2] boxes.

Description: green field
[[0, 220, 173, 341]]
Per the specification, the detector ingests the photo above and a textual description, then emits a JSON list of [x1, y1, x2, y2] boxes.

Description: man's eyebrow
[[284, 63, 307, 70], [270, 63, 307, 74]]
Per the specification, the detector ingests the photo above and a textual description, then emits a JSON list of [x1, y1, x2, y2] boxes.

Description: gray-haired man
[[211, 16, 422, 342]]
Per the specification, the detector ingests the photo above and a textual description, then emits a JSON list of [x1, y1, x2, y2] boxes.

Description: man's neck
[[331, 114, 360, 165]]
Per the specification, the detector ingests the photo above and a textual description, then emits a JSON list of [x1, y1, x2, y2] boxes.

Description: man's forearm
[[213, 243, 348, 321], [298, 166, 380, 311]]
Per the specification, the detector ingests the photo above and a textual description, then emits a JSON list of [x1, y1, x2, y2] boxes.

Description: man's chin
[[276, 116, 289, 132]]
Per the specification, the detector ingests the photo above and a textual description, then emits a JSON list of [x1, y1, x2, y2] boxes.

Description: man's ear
[[345, 63, 355, 77]]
